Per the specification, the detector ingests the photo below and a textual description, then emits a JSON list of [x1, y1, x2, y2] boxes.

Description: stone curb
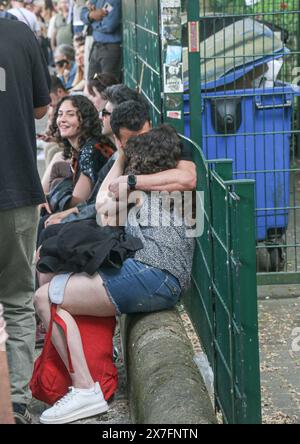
[[120, 309, 217, 424]]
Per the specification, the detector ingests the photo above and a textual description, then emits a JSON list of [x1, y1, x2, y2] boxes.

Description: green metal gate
[[185, 0, 300, 285], [183, 137, 261, 424], [123, 0, 262, 424]]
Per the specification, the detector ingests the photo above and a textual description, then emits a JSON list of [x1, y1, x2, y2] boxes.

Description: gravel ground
[[259, 297, 300, 424], [178, 299, 300, 425]]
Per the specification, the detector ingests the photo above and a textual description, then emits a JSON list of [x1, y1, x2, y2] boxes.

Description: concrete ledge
[[120, 309, 217, 424]]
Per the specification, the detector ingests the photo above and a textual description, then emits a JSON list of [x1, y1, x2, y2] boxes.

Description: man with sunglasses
[[54, 44, 77, 90], [81, 0, 122, 80]]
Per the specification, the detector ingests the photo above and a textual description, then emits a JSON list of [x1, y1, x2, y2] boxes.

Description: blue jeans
[[98, 259, 181, 315]]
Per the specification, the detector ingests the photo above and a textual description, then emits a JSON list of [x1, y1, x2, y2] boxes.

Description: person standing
[[0, 0, 18, 19], [0, 18, 50, 423], [8, 0, 40, 34], [81, 0, 122, 80]]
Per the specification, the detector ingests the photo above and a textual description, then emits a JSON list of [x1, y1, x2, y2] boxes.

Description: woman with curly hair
[[43, 94, 115, 225]]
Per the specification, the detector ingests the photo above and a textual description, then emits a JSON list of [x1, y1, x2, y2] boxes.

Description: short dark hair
[[102, 84, 149, 110], [124, 125, 181, 175], [110, 100, 150, 139], [86, 72, 119, 97], [50, 75, 67, 94]]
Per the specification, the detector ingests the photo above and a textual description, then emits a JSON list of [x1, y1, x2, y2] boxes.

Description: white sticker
[[161, 0, 180, 7], [167, 111, 182, 120], [103, 2, 113, 12]]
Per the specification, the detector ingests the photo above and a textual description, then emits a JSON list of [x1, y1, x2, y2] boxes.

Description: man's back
[[0, 18, 50, 424], [0, 19, 50, 209]]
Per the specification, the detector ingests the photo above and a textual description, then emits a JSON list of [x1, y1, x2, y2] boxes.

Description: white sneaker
[[40, 382, 108, 424]]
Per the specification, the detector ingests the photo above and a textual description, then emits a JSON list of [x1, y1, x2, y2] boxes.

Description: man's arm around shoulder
[[108, 160, 197, 197]]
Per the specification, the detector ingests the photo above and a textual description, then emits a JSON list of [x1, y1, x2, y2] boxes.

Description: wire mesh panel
[[184, 138, 261, 424], [183, 1, 300, 283], [123, 0, 162, 126], [123, 0, 138, 89]]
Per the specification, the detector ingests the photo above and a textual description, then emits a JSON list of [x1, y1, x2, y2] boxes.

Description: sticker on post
[[167, 110, 182, 120], [164, 63, 183, 93], [166, 45, 182, 65], [162, 8, 181, 42], [161, 0, 180, 7], [103, 2, 113, 13]]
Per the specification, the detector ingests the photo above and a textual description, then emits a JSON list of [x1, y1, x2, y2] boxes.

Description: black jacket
[[37, 220, 143, 275]]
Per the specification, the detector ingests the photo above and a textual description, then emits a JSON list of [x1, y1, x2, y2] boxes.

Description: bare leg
[[37, 272, 55, 288], [34, 273, 116, 389]]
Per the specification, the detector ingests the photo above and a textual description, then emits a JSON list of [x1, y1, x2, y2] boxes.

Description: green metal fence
[[123, 0, 262, 424], [183, 0, 300, 284], [183, 137, 261, 424]]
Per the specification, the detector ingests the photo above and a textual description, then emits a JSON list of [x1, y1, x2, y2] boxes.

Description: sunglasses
[[55, 59, 68, 68], [99, 109, 112, 119]]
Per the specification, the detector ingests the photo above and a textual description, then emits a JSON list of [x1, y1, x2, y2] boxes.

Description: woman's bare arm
[[96, 151, 126, 226]]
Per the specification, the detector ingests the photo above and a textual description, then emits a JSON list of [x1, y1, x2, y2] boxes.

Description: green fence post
[[231, 180, 261, 424], [187, 0, 202, 147]]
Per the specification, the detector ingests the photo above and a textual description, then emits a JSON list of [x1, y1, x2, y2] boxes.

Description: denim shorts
[[98, 259, 181, 315]]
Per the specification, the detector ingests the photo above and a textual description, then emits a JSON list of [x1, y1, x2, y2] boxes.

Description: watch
[[127, 174, 137, 191]]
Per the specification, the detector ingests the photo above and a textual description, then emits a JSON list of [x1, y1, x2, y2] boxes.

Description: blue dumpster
[[184, 84, 296, 241]]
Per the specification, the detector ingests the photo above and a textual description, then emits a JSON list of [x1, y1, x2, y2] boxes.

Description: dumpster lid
[[183, 18, 289, 90]]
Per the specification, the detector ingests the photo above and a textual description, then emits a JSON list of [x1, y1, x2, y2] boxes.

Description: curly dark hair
[[124, 125, 181, 175], [50, 95, 115, 159]]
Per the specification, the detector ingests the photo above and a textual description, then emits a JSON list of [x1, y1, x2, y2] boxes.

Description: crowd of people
[[0, 0, 122, 82], [0, 1, 197, 425]]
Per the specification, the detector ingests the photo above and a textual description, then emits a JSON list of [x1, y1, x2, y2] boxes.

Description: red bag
[[30, 305, 118, 406]]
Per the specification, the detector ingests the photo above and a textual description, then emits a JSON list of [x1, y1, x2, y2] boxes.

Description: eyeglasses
[[55, 59, 68, 68], [99, 109, 112, 119]]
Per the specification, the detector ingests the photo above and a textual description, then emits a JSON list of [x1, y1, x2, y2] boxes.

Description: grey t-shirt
[[126, 192, 195, 290]]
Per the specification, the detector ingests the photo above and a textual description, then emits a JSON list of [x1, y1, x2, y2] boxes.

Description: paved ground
[[258, 286, 300, 424]]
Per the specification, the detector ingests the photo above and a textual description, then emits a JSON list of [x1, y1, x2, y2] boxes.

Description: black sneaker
[[13, 403, 32, 424]]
